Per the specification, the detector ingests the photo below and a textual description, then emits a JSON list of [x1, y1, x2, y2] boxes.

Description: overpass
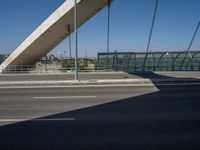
[[0, 0, 112, 72]]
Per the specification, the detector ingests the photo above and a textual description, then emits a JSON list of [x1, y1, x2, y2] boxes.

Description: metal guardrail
[[0, 65, 115, 74], [1, 50, 200, 74], [98, 51, 200, 72], [1, 64, 200, 75]]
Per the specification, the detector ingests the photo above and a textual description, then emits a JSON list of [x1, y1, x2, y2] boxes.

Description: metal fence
[[0, 65, 99, 74], [0, 57, 98, 74], [97, 51, 200, 72], [1, 51, 200, 74]]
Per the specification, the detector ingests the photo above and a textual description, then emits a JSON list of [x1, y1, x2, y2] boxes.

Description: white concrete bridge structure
[[0, 0, 112, 72]]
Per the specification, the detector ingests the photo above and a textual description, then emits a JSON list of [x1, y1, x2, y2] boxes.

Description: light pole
[[106, 0, 111, 70], [85, 50, 88, 60], [67, 25, 72, 60], [74, 0, 78, 80], [107, 0, 111, 53], [85, 50, 88, 67]]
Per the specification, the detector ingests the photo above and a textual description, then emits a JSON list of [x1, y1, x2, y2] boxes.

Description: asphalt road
[[0, 84, 200, 149]]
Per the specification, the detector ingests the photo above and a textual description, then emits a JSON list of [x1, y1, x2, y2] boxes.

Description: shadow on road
[[0, 72, 200, 150]]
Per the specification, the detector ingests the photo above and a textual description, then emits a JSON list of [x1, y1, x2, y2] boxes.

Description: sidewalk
[[0, 72, 200, 87]]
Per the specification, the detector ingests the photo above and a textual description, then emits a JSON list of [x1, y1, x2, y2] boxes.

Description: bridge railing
[[0, 65, 116, 74], [97, 51, 200, 72]]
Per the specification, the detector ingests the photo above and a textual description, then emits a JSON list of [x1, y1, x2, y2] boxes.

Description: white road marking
[[34, 96, 97, 99], [0, 118, 75, 122]]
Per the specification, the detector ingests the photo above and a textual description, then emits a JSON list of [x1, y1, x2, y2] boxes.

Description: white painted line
[[34, 118, 75, 121], [0, 118, 75, 122], [34, 96, 97, 99]]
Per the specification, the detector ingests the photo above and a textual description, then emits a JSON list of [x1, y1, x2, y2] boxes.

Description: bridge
[[0, 0, 112, 72], [1, 0, 199, 74]]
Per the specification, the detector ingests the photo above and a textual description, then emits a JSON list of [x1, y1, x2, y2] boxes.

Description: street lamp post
[[85, 50, 88, 67], [67, 25, 72, 60], [106, 0, 111, 70], [107, 0, 111, 53], [74, 0, 78, 80]]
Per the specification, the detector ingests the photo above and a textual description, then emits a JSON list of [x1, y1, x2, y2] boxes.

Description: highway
[[0, 84, 200, 149]]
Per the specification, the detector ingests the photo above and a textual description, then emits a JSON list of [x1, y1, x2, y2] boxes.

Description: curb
[[0, 78, 200, 87]]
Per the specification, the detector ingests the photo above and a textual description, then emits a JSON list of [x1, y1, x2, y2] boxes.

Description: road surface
[[0, 84, 200, 149]]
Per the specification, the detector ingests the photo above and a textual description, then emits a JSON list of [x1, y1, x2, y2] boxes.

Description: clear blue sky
[[0, 0, 200, 57]]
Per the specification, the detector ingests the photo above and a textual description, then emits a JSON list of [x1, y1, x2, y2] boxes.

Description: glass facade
[[98, 51, 200, 71]]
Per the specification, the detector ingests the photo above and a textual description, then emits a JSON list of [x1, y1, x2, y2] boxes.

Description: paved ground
[[0, 84, 200, 149], [0, 86, 158, 126], [0, 71, 200, 81]]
